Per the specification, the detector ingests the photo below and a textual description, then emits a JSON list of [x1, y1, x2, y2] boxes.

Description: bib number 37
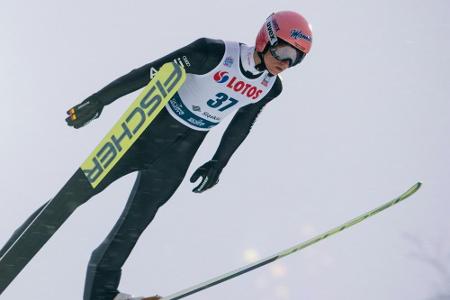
[[207, 92, 238, 112]]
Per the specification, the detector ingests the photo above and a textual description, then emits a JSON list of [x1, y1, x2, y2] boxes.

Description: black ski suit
[[0, 38, 282, 300]]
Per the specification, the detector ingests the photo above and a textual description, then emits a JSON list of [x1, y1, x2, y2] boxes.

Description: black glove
[[65, 96, 104, 129], [190, 160, 224, 193]]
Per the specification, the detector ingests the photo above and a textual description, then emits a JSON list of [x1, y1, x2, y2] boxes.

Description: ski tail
[[0, 170, 90, 293], [0, 62, 186, 295], [80, 62, 186, 188]]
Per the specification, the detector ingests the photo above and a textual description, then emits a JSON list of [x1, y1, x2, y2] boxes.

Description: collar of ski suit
[[239, 44, 263, 76]]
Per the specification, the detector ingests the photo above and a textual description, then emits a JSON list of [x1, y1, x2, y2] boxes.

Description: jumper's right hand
[[65, 96, 104, 129], [190, 160, 224, 193]]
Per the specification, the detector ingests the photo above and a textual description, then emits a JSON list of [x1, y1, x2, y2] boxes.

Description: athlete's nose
[[276, 60, 289, 72], [280, 60, 290, 69]]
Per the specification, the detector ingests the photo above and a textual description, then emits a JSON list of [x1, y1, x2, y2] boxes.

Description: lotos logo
[[213, 71, 263, 100], [213, 71, 229, 83]]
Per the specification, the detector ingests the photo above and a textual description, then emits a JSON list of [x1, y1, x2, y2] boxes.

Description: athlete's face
[[263, 49, 290, 75]]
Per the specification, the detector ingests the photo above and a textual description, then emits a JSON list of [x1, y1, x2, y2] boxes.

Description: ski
[[0, 62, 186, 294], [160, 182, 422, 300]]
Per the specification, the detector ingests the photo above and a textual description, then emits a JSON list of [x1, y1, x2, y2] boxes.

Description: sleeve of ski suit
[[82, 37, 283, 167], [212, 77, 283, 167], [85, 37, 225, 106]]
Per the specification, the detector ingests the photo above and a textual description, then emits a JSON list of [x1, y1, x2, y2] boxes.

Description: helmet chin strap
[[255, 51, 275, 77], [255, 51, 266, 71]]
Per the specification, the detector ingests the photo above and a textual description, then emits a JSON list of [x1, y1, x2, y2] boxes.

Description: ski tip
[[402, 182, 422, 199]]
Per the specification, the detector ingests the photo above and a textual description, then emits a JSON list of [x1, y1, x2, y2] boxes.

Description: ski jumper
[[0, 38, 282, 300]]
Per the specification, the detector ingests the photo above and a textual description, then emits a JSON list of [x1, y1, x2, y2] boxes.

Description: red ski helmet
[[256, 11, 313, 63]]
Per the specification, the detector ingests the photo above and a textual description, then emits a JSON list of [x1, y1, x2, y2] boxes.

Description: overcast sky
[[1, 0, 449, 299]]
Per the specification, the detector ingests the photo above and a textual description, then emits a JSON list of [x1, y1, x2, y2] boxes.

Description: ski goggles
[[269, 43, 305, 67]]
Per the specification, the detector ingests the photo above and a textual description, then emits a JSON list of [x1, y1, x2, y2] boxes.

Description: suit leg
[[84, 129, 206, 300]]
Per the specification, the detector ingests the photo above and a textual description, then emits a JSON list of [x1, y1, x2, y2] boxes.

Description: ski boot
[[114, 292, 162, 300]]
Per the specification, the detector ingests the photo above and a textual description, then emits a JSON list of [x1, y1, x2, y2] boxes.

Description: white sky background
[[1, 0, 449, 299]]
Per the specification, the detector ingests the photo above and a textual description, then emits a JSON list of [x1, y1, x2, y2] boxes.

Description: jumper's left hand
[[190, 160, 224, 193]]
